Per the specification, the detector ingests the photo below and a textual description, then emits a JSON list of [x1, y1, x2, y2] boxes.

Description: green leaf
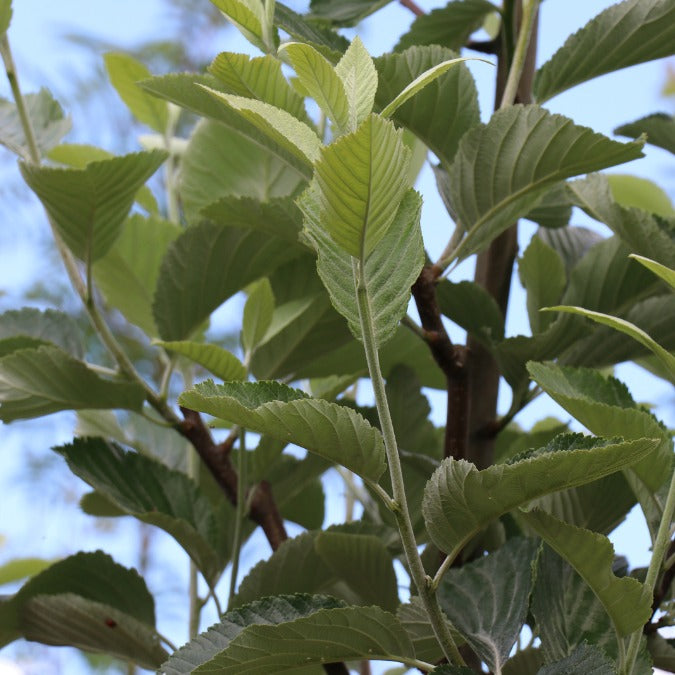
[[335, 36, 378, 130], [93, 214, 180, 337], [0, 346, 145, 422], [648, 633, 675, 672], [152, 220, 300, 340], [525, 183, 574, 229], [422, 433, 657, 555], [180, 118, 305, 224], [502, 648, 545, 675], [537, 645, 617, 675], [193, 605, 415, 672], [209, 0, 270, 52], [437, 537, 539, 674], [20, 150, 167, 262], [0, 551, 164, 667], [199, 86, 322, 165], [631, 254, 675, 289], [519, 237, 567, 334], [0, 88, 70, 158], [448, 105, 645, 261], [0, 558, 51, 586], [520, 508, 651, 637], [55, 438, 228, 585], [242, 279, 275, 353], [396, 0, 497, 51], [538, 226, 603, 275], [0, 0, 11, 33], [280, 41, 350, 134], [161, 595, 345, 675], [526, 362, 673, 492], [104, 52, 169, 132], [208, 51, 307, 121], [311, 113, 410, 259], [375, 46, 480, 169], [308, 0, 392, 26], [301, 186, 423, 346], [535, 0, 675, 102], [544, 305, 675, 382], [615, 112, 675, 155], [606, 174, 674, 218], [154, 341, 246, 381], [0, 308, 83, 358], [179, 380, 386, 481]]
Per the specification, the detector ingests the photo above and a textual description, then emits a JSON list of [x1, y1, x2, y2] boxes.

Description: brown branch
[[399, 0, 424, 16], [466, 38, 499, 54]]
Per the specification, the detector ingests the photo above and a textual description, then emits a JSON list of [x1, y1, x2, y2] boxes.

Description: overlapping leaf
[[179, 380, 386, 480], [0, 308, 83, 358], [422, 433, 657, 555], [242, 279, 275, 353], [308, 0, 392, 26], [534, 0, 675, 102], [448, 105, 644, 261], [632, 254, 675, 289], [155, 341, 246, 382], [537, 645, 617, 675], [0, 346, 145, 422], [210, 0, 271, 52], [301, 186, 423, 346], [335, 36, 378, 130], [615, 112, 675, 155], [606, 174, 674, 218], [20, 150, 166, 261]]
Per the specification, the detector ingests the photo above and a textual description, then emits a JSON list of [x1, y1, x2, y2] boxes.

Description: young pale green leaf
[[0, 346, 145, 422], [0, 0, 11, 33], [0, 308, 83, 358], [437, 538, 540, 674], [279, 41, 351, 134], [544, 305, 675, 382], [308, 0, 392, 26], [631, 254, 675, 289], [154, 341, 246, 381], [192, 606, 416, 672], [537, 644, 617, 675], [0, 558, 51, 587], [242, 278, 275, 353], [209, 0, 269, 52], [301, 186, 423, 346], [534, 0, 675, 102], [396, 0, 497, 51], [520, 508, 652, 637], [519, 237, 567, 334], [208, 51, 307, 121], [0, 88, 70, 159], [93, 214, 180, 337], [161, 595, 345, 675], [422, 433, 657, 556], [606, 174, 674, 218], [615, 112, 675, 155], [313, 113, 410, 259], [375, 46, 480, 169], [152, 220, 300, 341], [104, 52, 169, 132], [19, 150, 166, 262], [179, 380, 386, 480], [448, 105, 644, 261], [335, 36, 378, 130], [55, 438, 229, 585], [526, 362, 673, 492], [199, 86, 322, 165]]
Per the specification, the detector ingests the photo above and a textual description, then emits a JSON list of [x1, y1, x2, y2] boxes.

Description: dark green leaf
[[615, 112, 675, 155], [538, 226, 603, 276], [525, 183, 574, 229], [534, 0, 675, 102], [0, 308, 83, 358], [537, 644, 617, 675], [503, 648, 545, 675], [308, 0, 393, 26]]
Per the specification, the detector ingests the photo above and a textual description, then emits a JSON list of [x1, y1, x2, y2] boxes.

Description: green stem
[[624, 467, 675, 674], [186, 385, 202, 639], [499, 0, 539, 108], [228, 428, 248, 610], [352, 259, 465, 667]]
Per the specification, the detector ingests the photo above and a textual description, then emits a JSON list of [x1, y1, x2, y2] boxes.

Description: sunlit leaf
[[0, 558, 52, 586], [631, 254, 675, 289], [155, 341, 246, 381], [209, 0, 270, 52], [607, 174, 674, 218], [335, 36, 378, 130]]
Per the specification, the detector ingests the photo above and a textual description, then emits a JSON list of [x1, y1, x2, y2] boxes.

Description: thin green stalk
[[499, 0, 539, 109], [624, 468, 675, 674], [228, 428, 248, 610], [352, 259, 465, 667]]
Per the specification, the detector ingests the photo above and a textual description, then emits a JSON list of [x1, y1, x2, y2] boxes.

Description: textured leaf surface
[[161, 595, 345, 675], [396, 0, 496, 51], [0, 308, 83, 358], [193, 606, 414, 672], [0, 346, 145, 422], [210, 0, 268, 51], [308, 0, 392, 26], [534, 0, 675, 102], [537, 645, 617, 674], [422, 433, 656, 555], [104, 52, 169, 131], [615, 112, 675, 154], [312, 114, 410, 259], [179, 381, 386, 480], [448, 105, 644, 261], [438, 538, 539, 674], [521, 508, 651, 637], [156, 341, 246, 382], [153, 220, 299, 340], [20, 150, 166, 261], [375, 46, 480, 169], [55, 438, 228, 585], [302, 187, 423, 346]]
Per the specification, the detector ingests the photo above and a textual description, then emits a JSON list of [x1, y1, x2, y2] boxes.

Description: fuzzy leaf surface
[[335, 36, 378, 130], [537, 645, 617, 675]]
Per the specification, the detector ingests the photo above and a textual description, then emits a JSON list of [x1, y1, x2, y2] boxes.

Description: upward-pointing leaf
[[631, 254, 675, 290], [209, 0, 271, 52], [335, 36, 378, 131], [20, 150, 167, 262], [448, 105, 644, 261], [534, 0, 675, 102], [313, 113, 410, 259], [179, 380, 386, 481], [422, 433, 657, 556]]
